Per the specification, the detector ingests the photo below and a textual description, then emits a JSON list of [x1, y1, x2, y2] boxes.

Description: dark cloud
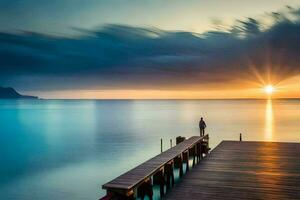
[[0, 8, 300, 91]]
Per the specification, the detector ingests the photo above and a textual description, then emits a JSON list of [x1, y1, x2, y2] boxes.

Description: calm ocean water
[[0, 99, 300, 199]]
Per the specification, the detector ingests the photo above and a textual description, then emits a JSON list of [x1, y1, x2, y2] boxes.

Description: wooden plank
[[165, 141, 300, 200], [102, 135, 208, 193]]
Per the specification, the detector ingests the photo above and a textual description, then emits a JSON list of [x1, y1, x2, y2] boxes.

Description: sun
[[264, 85, 274, 95]]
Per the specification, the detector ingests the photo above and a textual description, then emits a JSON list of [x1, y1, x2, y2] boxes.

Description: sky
[[0, 0, 300, 99]]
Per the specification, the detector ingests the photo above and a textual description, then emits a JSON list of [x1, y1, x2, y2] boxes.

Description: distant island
[[0, 86, 38, 99]]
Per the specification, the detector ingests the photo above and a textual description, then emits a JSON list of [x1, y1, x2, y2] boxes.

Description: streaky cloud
[[0, 8, 300, 91]]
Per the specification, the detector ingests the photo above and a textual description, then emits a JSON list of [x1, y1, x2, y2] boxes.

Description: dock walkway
[[165, 141, 300, 200], [102, 135, 209, 199]]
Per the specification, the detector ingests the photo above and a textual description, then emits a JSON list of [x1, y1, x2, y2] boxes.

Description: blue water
[[0, 99, 300, 199]]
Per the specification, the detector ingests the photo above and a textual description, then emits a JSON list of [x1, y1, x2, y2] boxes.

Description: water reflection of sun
[[265, 99, 273, 141]]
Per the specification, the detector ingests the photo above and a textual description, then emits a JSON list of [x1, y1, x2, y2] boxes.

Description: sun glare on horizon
[[264, 85, 274, 95]]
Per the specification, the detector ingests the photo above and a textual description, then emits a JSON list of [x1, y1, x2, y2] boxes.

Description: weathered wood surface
[[102, 135, 207, 195], [165, 141, 300, 200]]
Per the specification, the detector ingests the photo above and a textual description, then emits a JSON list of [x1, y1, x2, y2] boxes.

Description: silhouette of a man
[[199, 117, 206, 136]]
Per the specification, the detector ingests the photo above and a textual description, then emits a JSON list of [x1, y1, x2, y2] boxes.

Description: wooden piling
[[192, 145, 196, 167], [174, 155, 183, 178], [153, 170, 164, 198], [182, 150, 189, 172], [165, 161, 174, 190]]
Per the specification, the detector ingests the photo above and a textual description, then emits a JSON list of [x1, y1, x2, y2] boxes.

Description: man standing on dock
[[199, 117, 206, 136]]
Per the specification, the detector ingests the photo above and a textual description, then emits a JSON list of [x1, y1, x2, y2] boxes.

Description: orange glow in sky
[[32, 79, 298, 99], [28, 73, 300, 99]]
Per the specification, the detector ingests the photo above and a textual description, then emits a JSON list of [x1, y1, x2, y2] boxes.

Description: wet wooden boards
[[165, 141, 300, 200]]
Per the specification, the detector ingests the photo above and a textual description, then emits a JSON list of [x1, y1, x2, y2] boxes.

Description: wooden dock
[[165, 141, 300, 200], [101, 135, 210, 200]]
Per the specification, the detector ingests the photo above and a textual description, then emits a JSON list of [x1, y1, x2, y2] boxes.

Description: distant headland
[[0, 86, 38, 99]]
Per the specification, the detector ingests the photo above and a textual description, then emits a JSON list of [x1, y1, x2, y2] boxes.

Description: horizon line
[[35, 97, 300, 100]]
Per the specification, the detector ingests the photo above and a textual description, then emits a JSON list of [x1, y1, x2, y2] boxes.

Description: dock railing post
[[161, 138, 163, 153], [240, 133, 242, 141], [170, 139, 172, 148]]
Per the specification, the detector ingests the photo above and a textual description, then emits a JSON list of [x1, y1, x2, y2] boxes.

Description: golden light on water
[[264, 99, 274, 141]]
